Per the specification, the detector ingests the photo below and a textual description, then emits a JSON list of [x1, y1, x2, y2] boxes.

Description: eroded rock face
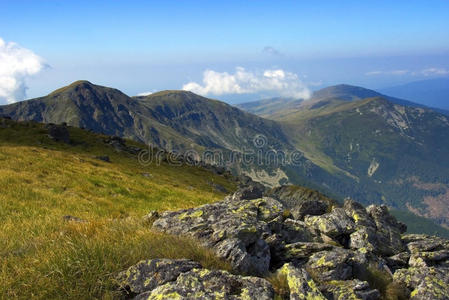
[[229, 183, 266, 201]]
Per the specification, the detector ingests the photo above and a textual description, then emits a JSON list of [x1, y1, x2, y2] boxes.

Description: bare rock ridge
[[118, 184, 449, 299]]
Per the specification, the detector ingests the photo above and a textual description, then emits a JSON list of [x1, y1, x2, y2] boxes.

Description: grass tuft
[[266, 272, 290, 300]]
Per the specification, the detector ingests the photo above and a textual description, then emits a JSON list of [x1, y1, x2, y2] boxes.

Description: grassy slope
[[0, 119, 236, 299]]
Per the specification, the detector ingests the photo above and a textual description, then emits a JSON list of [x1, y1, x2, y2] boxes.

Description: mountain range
[[2, 80, 449, 231], [379, 78, 449, 110]]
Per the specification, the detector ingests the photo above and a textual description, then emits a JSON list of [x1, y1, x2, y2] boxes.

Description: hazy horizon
[[1, 0, 449, 104]]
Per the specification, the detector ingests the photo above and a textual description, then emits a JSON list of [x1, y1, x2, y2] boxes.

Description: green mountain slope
[[237, 85, 449, 228], [0, 81, 291, 152], [282, 97, 449, 228], [239, 84, 449, 120], [136, 90, 291, 153], [0, 117, 236, 298], [236, 97, 303, 118], [0, 81, 302, 186]]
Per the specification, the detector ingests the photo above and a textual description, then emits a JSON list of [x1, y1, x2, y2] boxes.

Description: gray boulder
[[365, 204, 406, 256], [136, 268, 274, 300], [304, 208, 356, 246], [275, 242, 334, 265], [394, 266, 449, 300], [47, 123, 70, 143], [117, 259, 201, 296], [306, 248, 354, 282], [152, 197, 285, 275], [320, 279, 380, 300], [266, 185, 336, 220], [227, 183, 265, 201]]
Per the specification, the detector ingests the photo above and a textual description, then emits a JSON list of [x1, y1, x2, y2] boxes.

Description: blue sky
[[1, 0, 448, 103]]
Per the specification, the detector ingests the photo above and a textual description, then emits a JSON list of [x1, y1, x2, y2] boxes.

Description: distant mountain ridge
[[379, 78, 449, 110], [237, 84, 449, 229], [0, 81, 289, 152], [236, 97, 303, 118], [238, 84, 449, 119], [3, 80, 449, 231]]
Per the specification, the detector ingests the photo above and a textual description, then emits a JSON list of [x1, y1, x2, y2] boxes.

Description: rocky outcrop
[[104, 136, 142, 154], [119, 184, 449, 299], [266, 185, 337, 220], [394, 266, 449, 300], [389, 234, 449, 300], [117, 259, 202, 296], [46, 123, 70, 143], [152, 196, 286, 275], [118, 259, 274, 300]]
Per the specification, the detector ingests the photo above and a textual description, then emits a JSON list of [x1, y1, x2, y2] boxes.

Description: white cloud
[[262, 46, 282, 56], [365, 67, 449, 77], [182, 67, 311, 99], [420, 67, 449, 76], [365, 70, 409, 76], [137, 91, 153, 96], [0, 37, 46, 104]]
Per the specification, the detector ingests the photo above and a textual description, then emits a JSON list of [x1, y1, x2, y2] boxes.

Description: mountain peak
[[147, 90, 197, 98], [70, 80, 93, 86], [312, 84, 381, 101], [48, 80, 97, 96]]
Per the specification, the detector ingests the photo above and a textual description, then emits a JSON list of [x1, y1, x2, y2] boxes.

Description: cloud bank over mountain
[[0, 38, 46, 104], [365, 67, 448, 77], [182, 67, 311, 99]]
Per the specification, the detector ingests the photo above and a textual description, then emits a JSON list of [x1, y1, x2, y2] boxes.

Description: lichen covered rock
[[266, 185, 336, 220], [394, 266, 449, 300], [306, 248, 354, 282], [304, 208, 356, 246], [133, 267, 274, 300], [130, 184, 449, 300], [117, 259, 202, 296], [365, 204, 406, 256], [152, 197, 285, 275], [276, 242, 334, 265], [276, 263, 326, 300], [320, 279, 380, 300]]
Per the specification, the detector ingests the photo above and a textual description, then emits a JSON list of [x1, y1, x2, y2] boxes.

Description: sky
[[0, 0, 449, 104]]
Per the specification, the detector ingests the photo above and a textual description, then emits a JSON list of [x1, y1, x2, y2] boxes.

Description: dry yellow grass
[[0, 120, 235, 299]]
